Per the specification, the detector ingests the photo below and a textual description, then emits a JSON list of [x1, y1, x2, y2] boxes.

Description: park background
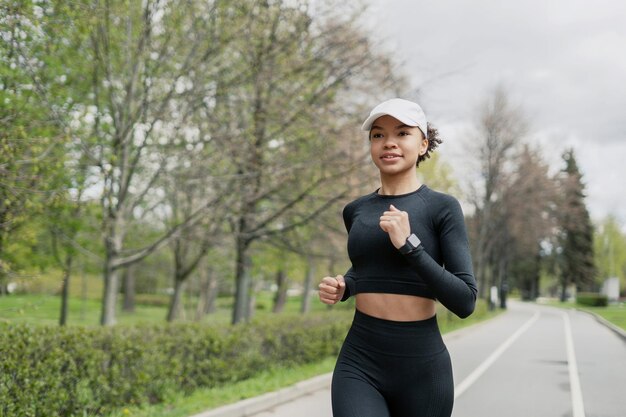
[[1, 1, 625, 416]]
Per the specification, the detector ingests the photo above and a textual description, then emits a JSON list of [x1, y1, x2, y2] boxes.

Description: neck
[[378, 172, 421, 196]]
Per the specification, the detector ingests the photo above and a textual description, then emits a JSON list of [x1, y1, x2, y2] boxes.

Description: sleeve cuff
[[341, 276, 356, 302]]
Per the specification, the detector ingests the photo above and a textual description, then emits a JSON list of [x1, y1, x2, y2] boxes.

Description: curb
[[576, 308, 626, 342], [188, 373, 332, 417]]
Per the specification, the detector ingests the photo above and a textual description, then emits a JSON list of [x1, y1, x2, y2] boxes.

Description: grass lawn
[[0, 288, 346, 327], [591, 305, 626, 330], [540, 299, 626, 331], [0, 293, 179, 326]]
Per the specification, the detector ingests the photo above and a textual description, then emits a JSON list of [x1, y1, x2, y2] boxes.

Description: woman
[[318, 98, 478, 417]]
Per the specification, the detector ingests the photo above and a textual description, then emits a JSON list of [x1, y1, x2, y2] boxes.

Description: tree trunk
[[559, 281, 568, 302], [100, 214, 124, 325], [59, 255, 73, 326], [232, 238, 251, 324], [202, 269, 219, 316], [167, 277, 185, 322], [476, 205, 492, 300], [80, 262, 88, 321], [206, 282, 218, 315], [122, 266, 135, 312], [195, 273, 208, 321], [195, 269, 219, 321], [497, 255, 507, 302], [100, 257, 120, 326], [272, 269, 288, 313], [0, 236, 7, 296], [300, 257, 315, 314], [246, 278, 259, 321]]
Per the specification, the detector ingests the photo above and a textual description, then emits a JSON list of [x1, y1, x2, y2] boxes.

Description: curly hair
[[416, 123, 443, 167]]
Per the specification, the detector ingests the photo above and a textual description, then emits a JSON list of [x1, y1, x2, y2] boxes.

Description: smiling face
[[369, 115, 429, 177]]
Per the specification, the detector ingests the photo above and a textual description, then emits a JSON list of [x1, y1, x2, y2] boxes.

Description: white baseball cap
[[361, 98, 428, 139]]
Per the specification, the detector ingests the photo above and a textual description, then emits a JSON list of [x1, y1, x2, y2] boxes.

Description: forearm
[[402, 246, 477, 318]]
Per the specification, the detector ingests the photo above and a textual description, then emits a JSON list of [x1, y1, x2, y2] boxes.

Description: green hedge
[[576, 292, 608, 307], [0, 312, 351, 417]]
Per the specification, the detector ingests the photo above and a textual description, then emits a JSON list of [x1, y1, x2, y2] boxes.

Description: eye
[[371, 132, 384, 139], [398, 131, 410, 136]]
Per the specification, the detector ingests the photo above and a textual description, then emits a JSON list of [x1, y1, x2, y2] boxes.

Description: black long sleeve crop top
[[340, 185, 478, 318]]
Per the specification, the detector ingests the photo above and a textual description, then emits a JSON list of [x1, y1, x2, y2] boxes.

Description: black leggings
[[331, 309, 454, 417]]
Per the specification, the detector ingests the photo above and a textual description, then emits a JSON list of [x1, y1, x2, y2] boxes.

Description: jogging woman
[[318, 98, 478, 417]]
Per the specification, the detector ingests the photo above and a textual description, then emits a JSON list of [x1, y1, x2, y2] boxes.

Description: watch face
[[407, 234, 420, 248]]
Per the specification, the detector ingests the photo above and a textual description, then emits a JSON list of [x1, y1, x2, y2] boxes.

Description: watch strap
[[399, 233, 421, 255]]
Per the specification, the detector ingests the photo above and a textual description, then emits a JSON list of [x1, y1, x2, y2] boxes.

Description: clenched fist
[[318, 275, 346, 305], [379, 204, 411, 249]]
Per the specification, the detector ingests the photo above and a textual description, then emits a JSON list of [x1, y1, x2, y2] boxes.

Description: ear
[[420, 138, 429, 155]]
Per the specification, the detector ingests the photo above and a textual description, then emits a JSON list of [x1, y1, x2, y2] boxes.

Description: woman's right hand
[[318, 275, 346, 305]]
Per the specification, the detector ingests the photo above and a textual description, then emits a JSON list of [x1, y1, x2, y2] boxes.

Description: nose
[[383, 137, 398, 148]]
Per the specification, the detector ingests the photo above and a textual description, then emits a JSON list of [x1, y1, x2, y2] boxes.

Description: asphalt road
[[244, 301, 626, 417]]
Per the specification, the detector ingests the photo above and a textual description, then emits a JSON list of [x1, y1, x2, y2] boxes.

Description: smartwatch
[[399, 233, 421, 255]]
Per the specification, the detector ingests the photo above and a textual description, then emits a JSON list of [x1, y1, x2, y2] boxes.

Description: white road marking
[[562, 311, 586, 417], [454, 311, 540, 399]]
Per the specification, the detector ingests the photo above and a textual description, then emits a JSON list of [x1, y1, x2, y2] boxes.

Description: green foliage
[[575, 292, 608, 307], [251, 243, 305, 282], [0, 312, 351, 417], [0, 0, 90, 287], [416, 152, 458, 195], [594, 215, 626, 295]]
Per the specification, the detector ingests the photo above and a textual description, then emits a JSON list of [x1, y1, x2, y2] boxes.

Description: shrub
[[0, 312, 351, 417], [576, 292, 608, 307]]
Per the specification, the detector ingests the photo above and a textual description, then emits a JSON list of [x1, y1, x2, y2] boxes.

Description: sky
[[363, 0, 626, 227]]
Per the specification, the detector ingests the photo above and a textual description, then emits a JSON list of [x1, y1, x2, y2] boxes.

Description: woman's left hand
[[379, 204, 411, 249]]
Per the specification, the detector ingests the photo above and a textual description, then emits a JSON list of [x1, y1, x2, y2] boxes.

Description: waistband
[[346, 309, 446, 357], [354, 308, 438, 328]]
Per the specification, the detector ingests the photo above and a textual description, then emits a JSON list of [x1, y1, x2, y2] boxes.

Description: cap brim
[[361, 112, 419, 131]]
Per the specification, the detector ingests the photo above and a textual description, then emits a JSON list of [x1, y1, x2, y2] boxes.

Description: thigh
[[332, 367, 390, 417], [386, 349, 454, 417]]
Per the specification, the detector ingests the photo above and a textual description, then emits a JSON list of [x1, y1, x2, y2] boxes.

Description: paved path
[[198, 301, 626, 417], [449, 302, 626, 417]]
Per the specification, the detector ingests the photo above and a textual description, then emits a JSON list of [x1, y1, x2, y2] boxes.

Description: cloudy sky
[[364, 0, 626, 227]]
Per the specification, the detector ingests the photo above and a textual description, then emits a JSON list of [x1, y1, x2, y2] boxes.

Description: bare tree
[[160, 151, 230, 322], [467, 86, 527, 299], [78, 0, 250, 325], [503, 145, 559, 300], [220, 1, 399, 323]]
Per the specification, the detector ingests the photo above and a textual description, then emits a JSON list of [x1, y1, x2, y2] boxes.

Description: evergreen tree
[[557, 149, 596, 300]]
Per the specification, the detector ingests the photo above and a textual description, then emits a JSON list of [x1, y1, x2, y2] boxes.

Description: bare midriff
[[355, 293, 436, 321]]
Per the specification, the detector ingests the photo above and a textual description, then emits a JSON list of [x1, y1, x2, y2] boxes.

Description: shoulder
[[342, 193, 376, 230], [343, 192, 376, 216], [422, 186, 461, 209], [421, 186, 464, 221]]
